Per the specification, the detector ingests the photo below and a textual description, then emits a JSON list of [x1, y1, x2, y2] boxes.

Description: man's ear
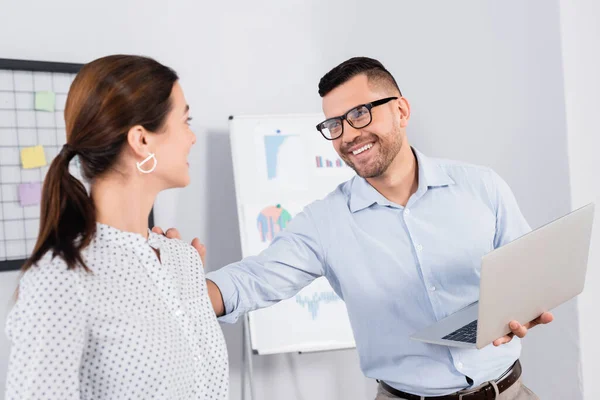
[[398, 97, 411, 128]]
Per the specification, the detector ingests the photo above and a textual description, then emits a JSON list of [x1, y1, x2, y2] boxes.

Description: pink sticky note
[[18, 183, 42, 207]]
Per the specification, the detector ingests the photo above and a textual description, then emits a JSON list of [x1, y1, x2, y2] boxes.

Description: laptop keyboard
[[442, 320, 478, 343]]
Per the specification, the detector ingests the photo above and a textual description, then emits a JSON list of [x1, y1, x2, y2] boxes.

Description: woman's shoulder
[[7, 253, 88, 345], [19, 252, 86, 295]]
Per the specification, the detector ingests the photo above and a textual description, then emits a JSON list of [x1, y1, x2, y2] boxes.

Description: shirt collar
[[95, 223, 162, 249], [349, 147, 455, 213]]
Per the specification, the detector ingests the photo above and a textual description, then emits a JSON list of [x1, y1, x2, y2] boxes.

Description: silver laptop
[[410, 203, 595, 349]]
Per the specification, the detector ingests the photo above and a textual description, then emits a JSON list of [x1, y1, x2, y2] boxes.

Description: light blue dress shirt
[[207, 148, 531, 396]]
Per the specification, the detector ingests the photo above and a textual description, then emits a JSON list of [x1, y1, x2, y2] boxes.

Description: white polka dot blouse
[[5, 223, 228, 399]]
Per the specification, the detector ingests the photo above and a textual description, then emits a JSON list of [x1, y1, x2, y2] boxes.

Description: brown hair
[[23, 55, 178, 272]]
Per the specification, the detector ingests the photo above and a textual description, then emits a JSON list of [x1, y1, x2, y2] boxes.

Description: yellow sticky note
[[35, 91, 56, 112], [21, 145, 47, 169]]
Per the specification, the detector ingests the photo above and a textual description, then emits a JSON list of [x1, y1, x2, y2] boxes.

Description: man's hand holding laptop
[[493, 312, 555, 346]]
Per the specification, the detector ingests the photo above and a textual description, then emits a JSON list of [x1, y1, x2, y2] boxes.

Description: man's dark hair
[[318, 57, 402, 97]]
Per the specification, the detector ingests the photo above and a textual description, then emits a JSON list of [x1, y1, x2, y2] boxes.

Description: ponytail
[[22, 144, 96, 272]]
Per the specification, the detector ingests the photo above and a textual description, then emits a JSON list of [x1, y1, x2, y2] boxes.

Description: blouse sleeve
[[5, 258, 87, 400]]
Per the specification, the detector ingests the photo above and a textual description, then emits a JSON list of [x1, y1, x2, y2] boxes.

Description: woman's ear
[[127, 125, 152, 158]]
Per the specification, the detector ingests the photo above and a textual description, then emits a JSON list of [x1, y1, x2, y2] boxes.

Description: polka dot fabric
[[5, 223, 228, 400]]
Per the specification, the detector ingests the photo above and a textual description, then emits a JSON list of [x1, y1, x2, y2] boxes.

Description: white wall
[[558, 1, 600, 399], [0, 1, 580, 399]]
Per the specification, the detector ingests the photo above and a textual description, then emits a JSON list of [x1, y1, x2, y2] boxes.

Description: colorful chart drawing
[[263, 130, 298, 179], [257, 204, 292, 242], [315, 155, 345, 168], [296, 291, 341, 320]]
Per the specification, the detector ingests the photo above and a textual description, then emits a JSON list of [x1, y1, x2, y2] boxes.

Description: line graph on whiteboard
[[295, 290, 342, 320]]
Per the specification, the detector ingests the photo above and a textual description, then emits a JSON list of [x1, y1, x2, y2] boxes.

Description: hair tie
[[60, 144, 77, 161]]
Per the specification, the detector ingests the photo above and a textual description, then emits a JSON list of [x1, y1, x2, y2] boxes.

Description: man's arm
[[490, 170, 532, 249], [207, 278, 225, 317], [154, 207, 326, 322], [486, 170, 554, 346]]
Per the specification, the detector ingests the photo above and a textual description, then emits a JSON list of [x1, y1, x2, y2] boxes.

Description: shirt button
[[404, 208, 411, 216], [429, 286, 436, 292], [175, 309, 184, 317], [194, 356, 200, 362], [416, 244, 423, 252], [457, 362, 464, 369]]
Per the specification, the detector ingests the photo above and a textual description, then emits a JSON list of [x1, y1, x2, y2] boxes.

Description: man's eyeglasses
[[315, 97, 398, 140]]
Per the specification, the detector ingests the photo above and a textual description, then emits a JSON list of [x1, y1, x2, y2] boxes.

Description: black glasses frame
[[316, 96, 398, 140]]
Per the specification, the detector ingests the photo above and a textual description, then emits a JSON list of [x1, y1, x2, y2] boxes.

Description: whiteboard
[[229, 114, 357, 355]]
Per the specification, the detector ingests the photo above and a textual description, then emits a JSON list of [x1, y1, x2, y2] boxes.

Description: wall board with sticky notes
[[0, 59, 82, 271]]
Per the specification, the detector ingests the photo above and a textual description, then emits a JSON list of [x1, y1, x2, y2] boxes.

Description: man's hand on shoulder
[[152, 226, 206, 266]]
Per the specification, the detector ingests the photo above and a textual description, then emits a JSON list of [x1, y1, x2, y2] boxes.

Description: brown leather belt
[[380, 360, 522, 400]]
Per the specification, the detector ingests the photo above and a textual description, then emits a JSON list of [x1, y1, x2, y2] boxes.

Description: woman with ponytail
[[5, 55, 228, 399]]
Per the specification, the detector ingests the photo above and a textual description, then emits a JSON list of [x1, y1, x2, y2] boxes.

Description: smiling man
[[159, 57, 552, 399]]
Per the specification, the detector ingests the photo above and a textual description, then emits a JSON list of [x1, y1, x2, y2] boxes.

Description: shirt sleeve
[[206, 207, 326, 323], [489, 170, 532, 248], [5, 259, 87, 400]]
